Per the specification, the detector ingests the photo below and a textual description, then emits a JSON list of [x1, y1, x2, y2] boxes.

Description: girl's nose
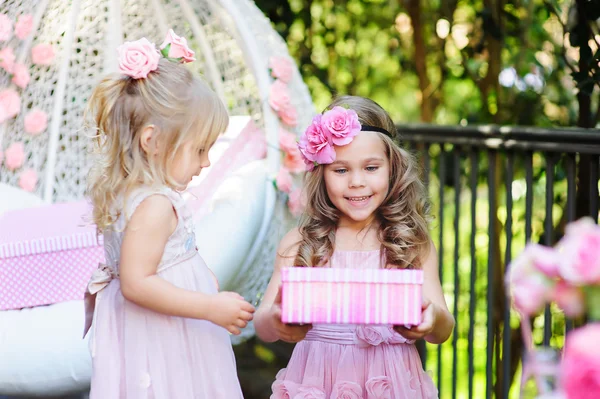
[[349, 171, 366, 188]]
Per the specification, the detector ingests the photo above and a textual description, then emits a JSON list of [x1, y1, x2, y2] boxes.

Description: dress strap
[[124, 186, 181, 221]]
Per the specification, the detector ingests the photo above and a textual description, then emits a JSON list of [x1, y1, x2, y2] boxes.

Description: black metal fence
[[397, 124, 600, 399]]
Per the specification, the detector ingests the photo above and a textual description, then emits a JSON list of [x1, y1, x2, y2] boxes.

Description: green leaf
[[160, 44, 171, 58]]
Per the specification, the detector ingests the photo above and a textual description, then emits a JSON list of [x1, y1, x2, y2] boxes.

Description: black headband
[[361, 124, 392, 137]]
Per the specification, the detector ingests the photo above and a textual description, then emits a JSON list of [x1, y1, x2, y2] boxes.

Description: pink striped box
[[281, 267, 423, 325]]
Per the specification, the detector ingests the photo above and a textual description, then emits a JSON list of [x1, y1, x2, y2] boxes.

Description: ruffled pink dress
[[85, 186, 243, 398], [271, 250, 438, 399]]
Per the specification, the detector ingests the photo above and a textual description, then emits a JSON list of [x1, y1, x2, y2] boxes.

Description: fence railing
[[397, 124, 600, 399]]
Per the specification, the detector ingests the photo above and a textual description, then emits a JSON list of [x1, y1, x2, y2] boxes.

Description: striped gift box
[[281, 267, 423, 325]]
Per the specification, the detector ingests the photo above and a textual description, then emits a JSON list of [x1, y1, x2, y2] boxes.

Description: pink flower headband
[[117, 29, 196, 79], [297, 106, 392, 171]]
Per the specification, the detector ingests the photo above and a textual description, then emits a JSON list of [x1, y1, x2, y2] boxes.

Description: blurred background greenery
[[235, 1, 600, 398]]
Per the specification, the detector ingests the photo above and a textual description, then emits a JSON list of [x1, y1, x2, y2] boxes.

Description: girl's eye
[[366, 166, 379, 172], [334, 168, 347, 174]]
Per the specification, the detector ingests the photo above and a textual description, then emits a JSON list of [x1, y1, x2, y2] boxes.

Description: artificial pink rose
[[557, 218, 600, 285], [0, 47, 15, 73], [298, 114, 335, 168], [0, 14, 13, 42], [18, 169, 37, 192], [117, 38, 159, 79], [553, 281, 585, 318], [15, 14, 33, 40], [12, 62, 30, 88], [4, 142, 25, 170], [270, 370, 298, 399], [355, 325, 386, 346], [269, 56, 294, 83], [31, 43, 55, 65], [278, 103, 298, 127], [0, 88, 21, 123], [561, 323, 600, 399], [365, 376, 392, 399], [283, 150, 305, 174], [159, 29, 195, 63], [24, 109, 48, 135], [276, 167, 293, 193], [331, 381, 363, 399], [294, 386, 326, 399], [321, 106, 361, 146], [288, 188, 305, 217], [269, 80, 291, 112], [279, 129, 297, 152]]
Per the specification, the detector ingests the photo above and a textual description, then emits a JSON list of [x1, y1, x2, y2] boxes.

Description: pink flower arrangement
[[561, 323, 600, 399], [0, 14, 13, 42], [18, 168, 37, 192], [0, 88, 21, 123], [4, 142, 25, 170], [31, 43, 55, 65], [275, 167, 293, 193], [117, 38, 160, 79], [14, 14, 33, 40], [159, 29, 196, 63], [0, 47, 15, 73], [269, 56, 294, 83], [278, 103, 298, 127], [24, 109, 48, 135], [12, 62, 30, 88]]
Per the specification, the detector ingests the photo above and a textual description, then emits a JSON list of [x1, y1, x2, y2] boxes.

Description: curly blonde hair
[[294, 96, 431, 269], [86, 58, 228, 231]]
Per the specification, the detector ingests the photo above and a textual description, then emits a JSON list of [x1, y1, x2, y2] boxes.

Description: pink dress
[[85, 186, 243, 398], [271, 250, 438, 399]]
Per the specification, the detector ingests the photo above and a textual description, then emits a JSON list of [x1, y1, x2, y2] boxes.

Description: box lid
[[281, 267, 423, 284]]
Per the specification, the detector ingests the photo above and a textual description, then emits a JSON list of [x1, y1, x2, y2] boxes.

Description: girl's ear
[[140, 125, 159, 155]]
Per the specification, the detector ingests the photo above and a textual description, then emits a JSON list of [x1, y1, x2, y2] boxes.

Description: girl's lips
[[344, 195, 373, 207]]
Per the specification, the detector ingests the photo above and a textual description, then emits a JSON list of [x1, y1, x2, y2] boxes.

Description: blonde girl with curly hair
[[255, 96, 454, 399]]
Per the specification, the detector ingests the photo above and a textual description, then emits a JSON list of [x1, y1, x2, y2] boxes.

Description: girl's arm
[[119, 195, 254, 335], [395, 242, 455, 344], [254, 229, 312, 343]]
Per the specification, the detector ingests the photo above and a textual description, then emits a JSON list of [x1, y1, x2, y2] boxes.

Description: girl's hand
[[207, 292, 255, 335], [394, 298, 438, 341], [270, 286, 312, 343]]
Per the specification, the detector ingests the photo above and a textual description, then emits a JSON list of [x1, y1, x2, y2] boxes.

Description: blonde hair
[[294, 96, 431, 269], [86, 58, 229, 231]]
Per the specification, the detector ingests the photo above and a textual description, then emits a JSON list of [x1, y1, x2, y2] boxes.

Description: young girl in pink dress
[[254, 96, 455, 398], [83, 31, 254, 398]]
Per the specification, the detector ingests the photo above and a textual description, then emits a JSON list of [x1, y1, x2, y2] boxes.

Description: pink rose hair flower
[[321, 106, 361, 146], [15, 14, 33, 40], [160, 29, 196, 63], [298, 114, 336, 170], [31, 43, 55, 65], [117, 37, 160, 79], [269, 56, 294, 83]]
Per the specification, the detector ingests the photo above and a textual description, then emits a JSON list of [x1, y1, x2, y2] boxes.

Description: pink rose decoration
[[298, 115, 335, 169], [12, 62, 30, 88], [355, 325, 385, 346], [507, 244, 557, 316], [365, 376, 392, 399], [0, 47, 15, 73], [0, 14, 13, 42], [0, 88, 21, 123], [279, 130, 304, 173], [288, 188, 305, 217], [294, 386, 326, 399], [15, 14, 33, 40], [269, 80, 291, 112], [557, 218, 600, 285], [278, 103, 298, 127], [275, 167, 293, 193], [18, 169, 37, 192], [24, 109, 48, 135], [279, 129, 297, 152], [331, 381, 363, 399], [552, 281, 585, 318], [321, 106, 361, 146], [31, 43, 55, 66], [269, 56, 294, 83], [561, 323, 600, 399], [159, 29, 195, 63], [270, 370, 298, 399], [4, 142, 25, 170], [117, 38, 160, 79]]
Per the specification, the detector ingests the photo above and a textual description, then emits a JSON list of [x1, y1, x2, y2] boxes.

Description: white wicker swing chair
[[0, 0, 313, 395]]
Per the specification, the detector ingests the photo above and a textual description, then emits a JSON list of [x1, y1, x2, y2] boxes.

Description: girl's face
[[324, 131, 390, 227], [171, 140, 213, 187]]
